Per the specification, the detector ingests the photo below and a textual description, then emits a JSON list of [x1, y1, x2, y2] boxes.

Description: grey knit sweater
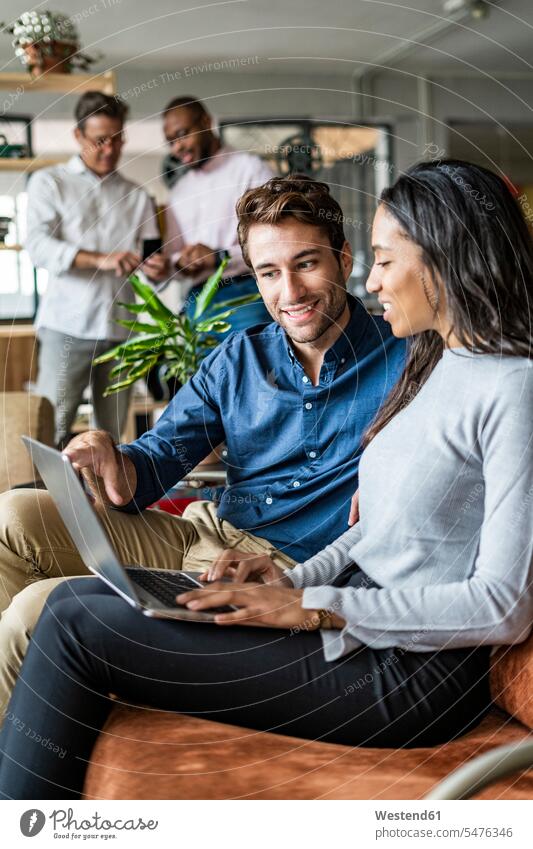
[[286, 351, 533, 661]]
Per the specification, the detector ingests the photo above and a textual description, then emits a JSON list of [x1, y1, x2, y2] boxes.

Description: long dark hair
[[364, 159, 533, 446]]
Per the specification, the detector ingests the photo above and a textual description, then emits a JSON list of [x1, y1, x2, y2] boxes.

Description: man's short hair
[[75, 91, 128, 132], [162, 96, 209, 122], [236, 175, 347, 268]]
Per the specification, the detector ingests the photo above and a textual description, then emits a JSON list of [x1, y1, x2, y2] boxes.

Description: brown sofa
[[83, 634, 533, 800]]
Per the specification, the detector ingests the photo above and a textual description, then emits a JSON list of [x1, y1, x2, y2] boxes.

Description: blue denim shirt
[[119, 297, 407, 562]]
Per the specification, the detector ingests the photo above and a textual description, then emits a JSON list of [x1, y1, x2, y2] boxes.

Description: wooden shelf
[[0, 157, 67, 172], [0, 70, 116, 95], [0, 243, 23, 251]]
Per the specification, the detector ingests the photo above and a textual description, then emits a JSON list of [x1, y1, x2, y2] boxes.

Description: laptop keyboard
[[126, 567, 234, 613]]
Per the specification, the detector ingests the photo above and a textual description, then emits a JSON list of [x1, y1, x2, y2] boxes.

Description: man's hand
[[141, 252, 169, 283], [176, 243, 217, 276], [97, 251, 141, 278], [73, 250, 141, 277], [348, 489, 360, 526], [199, 549, 292, 586], [178, 582, 323, 630], [62, 430, 137, 507]]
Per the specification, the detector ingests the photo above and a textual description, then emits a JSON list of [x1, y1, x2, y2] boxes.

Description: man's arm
[[117, 352, 226, 510], [25, 169, 80, 275], [72, 249, 141, 277], [67, 341, 226, 511]]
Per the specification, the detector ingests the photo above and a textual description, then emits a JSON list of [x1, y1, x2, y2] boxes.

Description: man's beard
[[191, 136, 216, 169], [278, 274, 348, 345]]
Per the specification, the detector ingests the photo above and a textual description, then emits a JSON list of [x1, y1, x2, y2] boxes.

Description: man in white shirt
[[163, 95, 273, 329], [26, 92, 168, 446]]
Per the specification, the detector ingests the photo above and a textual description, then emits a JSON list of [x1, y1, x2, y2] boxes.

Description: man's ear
[[340, 240, 353, 283], [73, 127, 83, 147]]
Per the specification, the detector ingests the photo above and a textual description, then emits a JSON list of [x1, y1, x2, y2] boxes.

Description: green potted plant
[[94, 256, 259, 397]]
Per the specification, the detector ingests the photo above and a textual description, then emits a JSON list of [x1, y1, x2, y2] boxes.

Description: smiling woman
[[367, 205, 444, 339]]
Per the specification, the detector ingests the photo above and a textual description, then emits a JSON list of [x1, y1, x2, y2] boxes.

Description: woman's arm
[[302, 367, 533, 661], [284, 521, 363, 589]]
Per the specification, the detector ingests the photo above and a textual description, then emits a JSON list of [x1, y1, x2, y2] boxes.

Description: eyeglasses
[[166, 120, 202, 146], [82, 131, 125, 150]]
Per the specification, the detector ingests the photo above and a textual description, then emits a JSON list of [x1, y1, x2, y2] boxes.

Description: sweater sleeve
[[284, 522, 362, 588], [302, 366, 533, 661]]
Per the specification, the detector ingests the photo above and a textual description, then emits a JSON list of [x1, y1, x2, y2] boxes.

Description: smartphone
[[142, 238, 163, 261]]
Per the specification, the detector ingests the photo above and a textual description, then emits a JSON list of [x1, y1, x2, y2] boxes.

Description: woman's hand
[[348, 489, 360, 526], [177, 582, 319, 630], [199, 549, 292, 586]]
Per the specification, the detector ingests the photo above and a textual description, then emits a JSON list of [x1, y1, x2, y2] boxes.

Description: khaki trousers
[[0, 488, 295, 722]]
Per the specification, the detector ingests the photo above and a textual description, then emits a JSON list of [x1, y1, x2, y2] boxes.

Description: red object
[[150, 495, 199, 516]]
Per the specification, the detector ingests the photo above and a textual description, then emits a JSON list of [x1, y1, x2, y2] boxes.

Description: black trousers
[[0, 578, 491, 799]]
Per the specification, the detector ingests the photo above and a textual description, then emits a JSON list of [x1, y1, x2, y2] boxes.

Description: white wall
[[369, 72, 533, 173]]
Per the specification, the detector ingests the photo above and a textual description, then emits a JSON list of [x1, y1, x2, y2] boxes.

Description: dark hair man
[[0, 177, 406, 716], [25, 91, 168, 447], [162, 95, 272, 330]]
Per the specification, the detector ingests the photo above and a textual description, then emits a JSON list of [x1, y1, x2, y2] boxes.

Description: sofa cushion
[[491, 630, 533, 730], [83, 706, 532, 800]]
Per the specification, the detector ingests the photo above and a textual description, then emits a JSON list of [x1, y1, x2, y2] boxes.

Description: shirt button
[[293, 481, 300, 488], [302, 375, 309, 383], [265, 497, 273, 505], [309, 451, 317, 459], [340, 357, 346, 364], [305, 402, 313, 410]]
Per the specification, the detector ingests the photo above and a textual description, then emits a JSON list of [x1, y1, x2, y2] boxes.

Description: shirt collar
[[281, 294, 371, 367], [326, 294, 372, 364], [66, 154, 122, 184], [199, 144, 234, 174]]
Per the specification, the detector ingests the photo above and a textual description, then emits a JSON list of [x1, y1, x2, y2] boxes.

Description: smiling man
[[0, 176, 406, 719]]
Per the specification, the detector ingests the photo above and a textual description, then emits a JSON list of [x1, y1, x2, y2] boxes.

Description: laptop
[[21, 436, 236, 622]]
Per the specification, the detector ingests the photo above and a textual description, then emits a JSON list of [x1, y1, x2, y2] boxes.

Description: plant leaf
[[195, 320, 231, 334], [93, 343, 126, 365], [117, 302, 148, 314], [126, 356, 160, 381], [94, 338, 165, 366], [205, 292, 261, 311], [115, 319, 161, 333], [108, 362, 130, 378], [116, 333, 168, 349], [103, 377, 138, 396], [129, 274, 175, 322], [192, 257, 229, 320]]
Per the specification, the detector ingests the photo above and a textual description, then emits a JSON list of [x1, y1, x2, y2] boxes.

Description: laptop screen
[[21, 437, 137, 602]]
